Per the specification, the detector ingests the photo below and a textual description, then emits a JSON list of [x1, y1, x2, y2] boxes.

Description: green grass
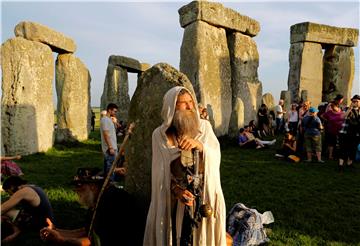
[[2, 132, 360, 245]]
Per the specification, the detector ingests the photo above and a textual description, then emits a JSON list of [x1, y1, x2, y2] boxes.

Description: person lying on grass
[[238, 126, 276, 149], [40, 168, 138, 246], [1, 176, 54, 243]]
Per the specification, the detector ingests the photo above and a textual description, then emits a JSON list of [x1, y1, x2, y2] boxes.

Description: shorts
[[325, 133, 337, 146], [305, 134, 322, 152]]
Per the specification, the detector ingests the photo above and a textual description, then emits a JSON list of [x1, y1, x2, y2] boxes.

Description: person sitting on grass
[[1, 176, 54, 243], [275, 132, 297, 159], [40, 168, 138, 246], [238, 126, 276, 149], [1, 155, 23, 179]]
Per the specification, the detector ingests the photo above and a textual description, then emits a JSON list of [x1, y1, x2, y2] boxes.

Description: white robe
[[143, 86, 226, 246]]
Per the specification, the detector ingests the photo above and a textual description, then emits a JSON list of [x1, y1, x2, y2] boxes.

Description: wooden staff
[[88, 122, 135, 237]]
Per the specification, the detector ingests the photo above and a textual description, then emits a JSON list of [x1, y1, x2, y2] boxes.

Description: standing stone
[[1, 37, 54, 155], [228, 98, 244, 138], [100, 64, 130, 121], [322, 45, 354, 105], [55, 54, 91, 142], [125, 63, 194, 216], [228, 32, 262, 125], [301, 90, 308, 102], [14, 21, 76, 53], [180, 20, 232, 136], [280, 90, 291, 116], [262, 93, 275, 111], [288, 42, 323, 106]]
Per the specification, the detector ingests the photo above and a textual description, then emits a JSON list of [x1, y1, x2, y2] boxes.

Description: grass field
[[1, 124, 360, 245]]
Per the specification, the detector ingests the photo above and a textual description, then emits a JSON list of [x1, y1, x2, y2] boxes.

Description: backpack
[[226, 203, 274, 246]]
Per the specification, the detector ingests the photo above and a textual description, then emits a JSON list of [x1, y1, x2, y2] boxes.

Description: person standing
[[275, 99, 286, 134], [338, 95, 360, 171], [301, 107, 324, 163], [287, 104, 299, 135], [100, 103, 118, 180], [143, 87, 226, 246]]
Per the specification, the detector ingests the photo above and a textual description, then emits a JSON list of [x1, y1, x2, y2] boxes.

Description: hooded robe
[[143, 86, 226, 246]]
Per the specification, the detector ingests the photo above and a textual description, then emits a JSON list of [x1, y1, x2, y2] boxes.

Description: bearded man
[[143, 87, 226, 246], [40, 168, 138, 246]]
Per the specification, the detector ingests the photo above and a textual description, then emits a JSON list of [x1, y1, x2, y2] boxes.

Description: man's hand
[[114, 167, 127, 176], [173, 187, 195, 206], [108, 148, 116, 156], [178, 136, 203, 152]]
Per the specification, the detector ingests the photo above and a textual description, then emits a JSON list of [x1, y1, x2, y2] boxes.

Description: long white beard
[[172, 109, 200, 138]]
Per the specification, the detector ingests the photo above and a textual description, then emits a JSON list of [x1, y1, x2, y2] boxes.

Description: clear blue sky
[[1, 1, 359, 106]]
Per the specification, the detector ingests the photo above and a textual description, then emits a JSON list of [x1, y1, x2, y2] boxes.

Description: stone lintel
[[178, 1, 260, 37], [291, 22, 359, 47], [14, 21, 77, 53], [108, 55, 142, 73]]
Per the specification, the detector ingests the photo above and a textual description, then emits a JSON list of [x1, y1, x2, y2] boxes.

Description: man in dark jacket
[[40, 168, 138, 246]]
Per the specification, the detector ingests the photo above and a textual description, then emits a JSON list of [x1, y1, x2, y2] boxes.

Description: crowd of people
[[238, 94, 360, 172]]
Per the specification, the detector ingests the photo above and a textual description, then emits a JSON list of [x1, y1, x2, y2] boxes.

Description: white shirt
[[100, 116, 117, 154], [275, 104, 284, 119]]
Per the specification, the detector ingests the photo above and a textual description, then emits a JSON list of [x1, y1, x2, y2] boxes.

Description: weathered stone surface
[[301, 90, 308, 102], [108, 55, 142, 73], [140, 63, 151, 72], [322, 45, 354, 105], [179, 1, 260, 37], [100, 64, 130, 121], [262, 93, 275, 110], [291, 22, 358, 47], [55, 54, 91, 142], [14, 21, 76, 53], [228, 98, 244, 138], [280, 90, 291, 116], [228, 32, 262, 125], [125, 63, 195, 208], [180, 20, 232, 136], [1, 37, 54, 155], [288, 42, 323, 106]]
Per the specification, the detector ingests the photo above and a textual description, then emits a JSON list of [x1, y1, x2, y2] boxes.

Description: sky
[[1, 0, 359, 107]]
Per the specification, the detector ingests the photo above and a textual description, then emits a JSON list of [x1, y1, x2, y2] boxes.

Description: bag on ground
[[226, 203, 274, 246]]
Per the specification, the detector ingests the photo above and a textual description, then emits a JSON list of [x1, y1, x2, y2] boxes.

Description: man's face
[[75, 183, 97, 209], [108, 108, 118, 117], [176, 93, 194, 111], [352, 99, 360, 108]]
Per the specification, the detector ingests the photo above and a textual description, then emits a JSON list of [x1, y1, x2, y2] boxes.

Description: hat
[[351, 94, 360, 101], [72, 167, 104, 186], [309, 107, 319, 113]]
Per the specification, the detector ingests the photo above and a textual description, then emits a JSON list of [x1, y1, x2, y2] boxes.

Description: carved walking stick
[[88, 122, 135, 238]]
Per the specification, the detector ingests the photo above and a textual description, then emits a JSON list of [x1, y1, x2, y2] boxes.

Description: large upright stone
[[228, 98, 244, 138], [14, 21, 76, 53], [125, 63, 195, 208], [55, 54, 91, 142], [179, 0, 260, 37], [261, 93, 275, 111], [288, 42, 323, 106], [280, 90, 291, 115], [1, 37, 54, 155], [180, 20, 232, 136], [322, 45, 355, 105], [291, 22, 358, 47], [228, 32, 262, 125], [100, 64, 130, 121]]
